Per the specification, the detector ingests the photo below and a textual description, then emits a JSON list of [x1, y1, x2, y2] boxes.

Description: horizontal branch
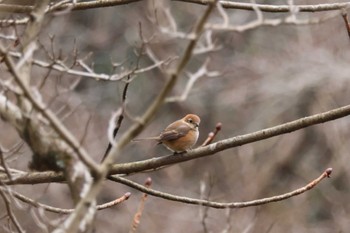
[[8, 51, 168, 81], [108, 168, 332, 208], [0, 0, 139, 13], [182, 1, 350, 12], [1, 1, 349, 14], [109, 104, 350, 174], [0, 171, 65, 185], [9, 190, 131, 214], [206, 12, 340, 32], [1, 104, 349, 185]]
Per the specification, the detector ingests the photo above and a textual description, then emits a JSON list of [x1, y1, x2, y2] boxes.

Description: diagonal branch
[[0, 95, 24, 132], [0, 45, 100, 175], [0, 187, 25, 233], [341, 10, 350, 39], [108, 168, 332, 208]]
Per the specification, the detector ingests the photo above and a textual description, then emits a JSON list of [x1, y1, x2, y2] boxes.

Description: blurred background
[[1, 0, 350, 232]]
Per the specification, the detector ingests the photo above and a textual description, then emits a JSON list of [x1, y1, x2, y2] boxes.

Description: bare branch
[[1, 103, 350, 185], [0, 1, 139, 14], [179, 1, 350, 12], [108, 168, 332, 208], [0, 147, 12, 181], [0, 45, 100, 175], [341, 9, 350, 39], [0, 95, 24, 132], [0, 188, 25, 233], [107, 103, 350, 175], [129, 177, 152, 233], [199, 175, 214, 233], [8, 51, 167, 81], [0, 18, 28, 27], [96, 192, 131, 210], [2, 1, 350, 14], [207, 10, 340, 32], [9, 190, 131, 214], [102, 76, 131, 162], [201, 122, 222, 146], [221, 208, 232, 233], [166, 58, 221, 103]]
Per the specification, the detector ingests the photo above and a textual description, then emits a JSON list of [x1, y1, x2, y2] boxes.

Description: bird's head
[[183, 114, 200, 129]]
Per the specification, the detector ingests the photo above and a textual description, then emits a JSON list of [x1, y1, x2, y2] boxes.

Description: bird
[[134, 114, 200, 153]]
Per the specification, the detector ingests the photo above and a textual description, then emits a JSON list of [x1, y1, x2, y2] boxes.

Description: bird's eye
[[188, 119, 193, 123]]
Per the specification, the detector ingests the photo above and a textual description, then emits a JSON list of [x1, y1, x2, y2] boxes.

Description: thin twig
[[0, 188, 25, 233], [102, 76, 131, 162], [96, 192, 131, 210], [166, 58, 221, 103], [199, 175, 214, 233], [7, 189, 131, 214], [79, 114, 93, 147], [182, 1, 350, 12], [108, 168, 332, 209], [0, 147, 12, 181], [8, 50, 167, 81], [341, 10, 350, 39], [201, 122, 222, 146], [207, 10, 340, 32], [129, 177, 152, 233], [221, 208, 232, 233], [0, 45, 101, 175]]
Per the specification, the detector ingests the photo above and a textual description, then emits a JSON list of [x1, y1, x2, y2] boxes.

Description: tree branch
[[1, 104, 350, 185], [108, 168, 332, 208], [130, 177, 151, 233], [342, 9, 350, 39], [102, 76, 131, 162], [0, 187, 25, 233], [0, 45, 100, 175], [8, 189, 131, 214], [0, 95, 24, 132], [108, 104, 350, 174], [1, 1, 350, 13], [182, 1, 350, 12]]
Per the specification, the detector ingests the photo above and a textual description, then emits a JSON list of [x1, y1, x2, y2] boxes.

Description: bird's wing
[[159, 124, 191, 142]]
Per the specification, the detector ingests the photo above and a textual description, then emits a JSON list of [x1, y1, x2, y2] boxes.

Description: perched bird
[[134, 114, 200, 153]]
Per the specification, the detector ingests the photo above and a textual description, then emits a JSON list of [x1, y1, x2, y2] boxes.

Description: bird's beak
[[195, 123, 199, 128]]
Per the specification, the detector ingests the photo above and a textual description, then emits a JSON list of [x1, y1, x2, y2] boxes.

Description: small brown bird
[[134, 114, 200, 153]]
